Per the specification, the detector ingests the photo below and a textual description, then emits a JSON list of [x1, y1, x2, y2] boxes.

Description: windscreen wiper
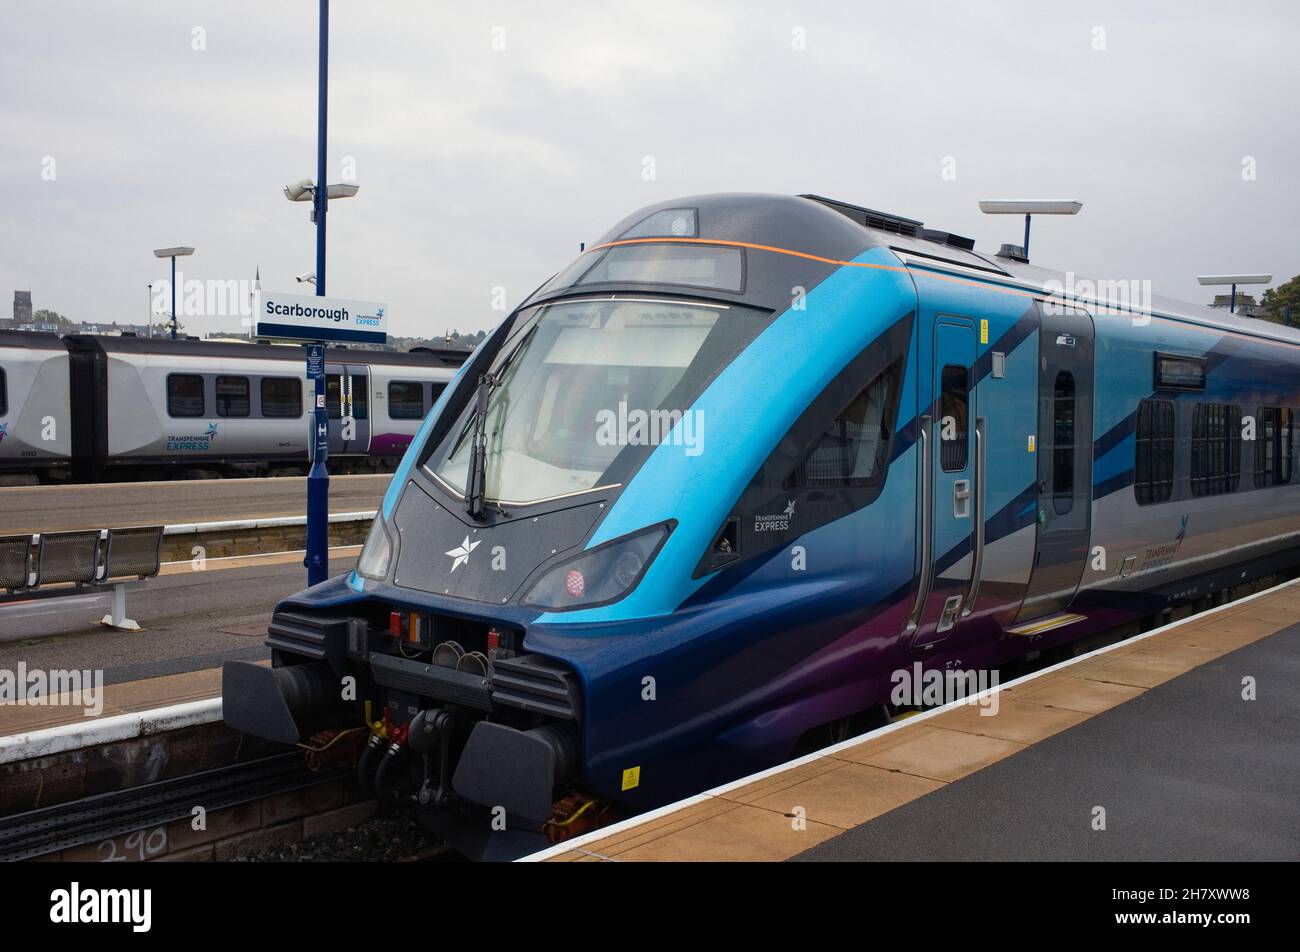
[[466, 370, 498, 521]]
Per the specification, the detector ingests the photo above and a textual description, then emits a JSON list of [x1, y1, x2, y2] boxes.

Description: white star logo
[[445, 535, 481, 573]]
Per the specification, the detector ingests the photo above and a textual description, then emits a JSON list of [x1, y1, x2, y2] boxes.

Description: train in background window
[[0, 333, 466, 483]]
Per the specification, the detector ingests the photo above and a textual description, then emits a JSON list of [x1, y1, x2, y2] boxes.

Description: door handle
[[953, 479, 971, 518]]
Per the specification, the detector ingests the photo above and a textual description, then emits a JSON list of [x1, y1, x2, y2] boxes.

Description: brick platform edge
[[4, 719, 380, 863], [160, 517, 372, 561], [34, 775, 379, 863]]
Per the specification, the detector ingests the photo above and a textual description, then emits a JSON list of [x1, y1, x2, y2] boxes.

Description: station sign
[[255, 290, 388, 345]]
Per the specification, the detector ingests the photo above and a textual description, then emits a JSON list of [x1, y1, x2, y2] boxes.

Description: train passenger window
[[430, 382, 447, 408], [784, 365, 897, 489], [939, 364, 968, 472], [1254, 407, 1293, 488], [352, 375, 368, 420], [1191, 403, 1241, 497], [260, 377, 302, 418], [389, 381, 425, 419], [1284, 410, 1293, 484], [0, 367, 6, 417], [1052, 371, 1075, 514], [326, 375, 341, 419], [1134, 399, 1175, 504], [167, 374, 205, 418], [215, 376, 250, 418]]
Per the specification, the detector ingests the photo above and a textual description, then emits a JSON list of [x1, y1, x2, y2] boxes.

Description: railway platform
[[0, 474, 388, 535], [527, 579, 1300, 862]]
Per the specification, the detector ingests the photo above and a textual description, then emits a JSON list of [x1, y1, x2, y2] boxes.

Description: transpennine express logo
[[0, 422, 6, 445], [166, 422, 219, 452]]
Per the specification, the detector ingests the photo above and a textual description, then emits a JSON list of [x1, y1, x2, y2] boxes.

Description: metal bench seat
[[0, 525, 164, 631]]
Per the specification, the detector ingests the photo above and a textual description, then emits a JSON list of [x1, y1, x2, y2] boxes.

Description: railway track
[[0, 751, 349, 862]]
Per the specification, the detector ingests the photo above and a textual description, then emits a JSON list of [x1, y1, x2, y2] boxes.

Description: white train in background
[[0, 331, 466, 483]]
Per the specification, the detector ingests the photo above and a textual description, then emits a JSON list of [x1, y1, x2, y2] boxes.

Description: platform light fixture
[[152, 246, 194, 340], [978, 200, 1082, 260], [1196, 274, 1272, 314]]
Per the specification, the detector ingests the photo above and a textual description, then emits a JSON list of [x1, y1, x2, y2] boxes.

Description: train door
[[1013, 306, 1094, 624], [347, 363, 371, 453], [325, 364, 371, 455], [909, 317, 978, 650]]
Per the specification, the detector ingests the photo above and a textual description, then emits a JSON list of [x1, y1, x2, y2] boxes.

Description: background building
[[9, 290, 32, 328]]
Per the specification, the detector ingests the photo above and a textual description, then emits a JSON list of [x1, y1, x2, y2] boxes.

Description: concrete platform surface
[[535, 579, 1300, 862], [0, 474, 387, 534]]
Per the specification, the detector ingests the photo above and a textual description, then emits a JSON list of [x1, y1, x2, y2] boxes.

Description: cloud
[[1, 0, 1297, 337]]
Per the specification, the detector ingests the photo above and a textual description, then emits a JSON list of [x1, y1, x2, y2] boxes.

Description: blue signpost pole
[[170, 256, 178, 340], [305, 0, 330, 586], [306, 344, 328, 585]]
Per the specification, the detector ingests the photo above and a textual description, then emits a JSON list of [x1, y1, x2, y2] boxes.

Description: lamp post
[[152, 246, 194, 339], [278, 1, 364, 587], [977, 200, 1083, 260], [1196, 274, 1273, 314]]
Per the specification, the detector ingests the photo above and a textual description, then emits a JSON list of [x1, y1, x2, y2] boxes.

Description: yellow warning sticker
[[980, 319, 989, 344], [621, 766, 641, 791], [1028, 435, 1036, 452]]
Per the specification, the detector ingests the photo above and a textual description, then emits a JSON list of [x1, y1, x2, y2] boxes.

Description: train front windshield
[[429, 297, 758, 506]]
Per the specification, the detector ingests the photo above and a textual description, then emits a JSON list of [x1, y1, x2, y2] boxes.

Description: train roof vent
[[996, 243, 1029, 263], [920, 228, 976, 251], [800, 194, 924, 238]]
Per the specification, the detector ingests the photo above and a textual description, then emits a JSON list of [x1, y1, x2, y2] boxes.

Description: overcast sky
[[2, 1, 1296, 338]]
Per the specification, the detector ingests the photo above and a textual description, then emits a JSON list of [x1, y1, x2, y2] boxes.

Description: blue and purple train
[[223, 193, 1297, 858]]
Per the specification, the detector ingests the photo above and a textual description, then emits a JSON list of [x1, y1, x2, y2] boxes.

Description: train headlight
[[356, 516, 395, 581], [522, 522, 673, 611]]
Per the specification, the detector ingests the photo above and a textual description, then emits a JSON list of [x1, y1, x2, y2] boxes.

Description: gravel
[[238, 811, 453, 862]]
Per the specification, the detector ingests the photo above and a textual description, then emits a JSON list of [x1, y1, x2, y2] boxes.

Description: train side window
[[1134, 399, 1174, 505], [1191, 403, 1241, 497], [0, 367, 6, 417], [215, 375, 250, 418], [1254, 406, 1293, 488], [260, 377, 302, 418], [784, 365, 897, 489], [352, 375, 368, 420], [430, 382, 447, 408], [326, 375, 341, 419], [1052, 371, 1075, 514], [389, 381, 425, 419], [167, 373, 205, 418], [939, 364, 968, 472], [1284, 409, 1294, 484]]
